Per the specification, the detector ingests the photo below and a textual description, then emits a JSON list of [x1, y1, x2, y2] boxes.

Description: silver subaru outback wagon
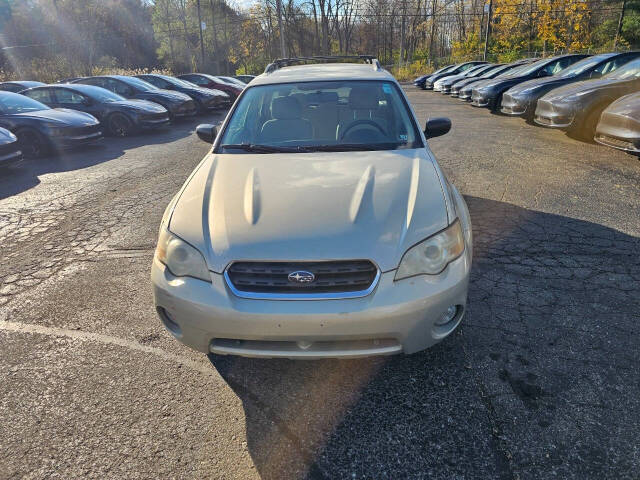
[[151, 58, 472, 359]]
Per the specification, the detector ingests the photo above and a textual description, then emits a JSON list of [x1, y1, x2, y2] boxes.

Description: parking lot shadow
[[0, 115, 220, 200], [209, 196, 640, 480]]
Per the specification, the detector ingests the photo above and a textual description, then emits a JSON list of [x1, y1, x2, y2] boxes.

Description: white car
[[151, 57, 472, 359]]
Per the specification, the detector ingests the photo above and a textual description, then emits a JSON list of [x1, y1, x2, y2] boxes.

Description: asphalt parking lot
[[1, 87, 639, 480]]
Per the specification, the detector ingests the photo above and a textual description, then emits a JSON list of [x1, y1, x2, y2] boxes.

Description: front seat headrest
[[271, 96, 301, 119]]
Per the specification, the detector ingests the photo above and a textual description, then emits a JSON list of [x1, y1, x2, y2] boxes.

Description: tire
[[16, 128, 50, 159], [107, 113, 134, 137]]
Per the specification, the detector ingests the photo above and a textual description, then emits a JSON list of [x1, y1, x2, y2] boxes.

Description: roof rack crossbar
[[264, 55, 381, 74]]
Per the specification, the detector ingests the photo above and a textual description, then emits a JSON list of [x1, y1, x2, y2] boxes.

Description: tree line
[[0, 0, 638, 82]]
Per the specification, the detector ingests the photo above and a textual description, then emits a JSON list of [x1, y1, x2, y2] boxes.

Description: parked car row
[[414, 52, 640, 154], [0, 73, 250, 163]]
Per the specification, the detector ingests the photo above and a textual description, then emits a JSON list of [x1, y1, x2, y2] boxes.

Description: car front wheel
[[16, 128, 49, 159], [107, 113, 134, 137]]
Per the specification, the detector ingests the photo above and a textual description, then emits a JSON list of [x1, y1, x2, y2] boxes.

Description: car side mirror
[[196, 124, 217, 143], [424, 117, 451, 139], [590, 71, 602, 79], [538, 70, 551, 77], [82, 98, 93, 106]]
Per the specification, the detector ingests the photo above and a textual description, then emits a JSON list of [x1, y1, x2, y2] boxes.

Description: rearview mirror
[[424, 117, 451, 139], [196, 124, 217, 143]]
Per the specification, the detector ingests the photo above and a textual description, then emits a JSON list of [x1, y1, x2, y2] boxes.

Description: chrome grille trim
[[224, 260, 381, 300]]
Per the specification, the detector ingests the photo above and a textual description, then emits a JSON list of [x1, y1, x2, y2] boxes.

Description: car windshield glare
[[557, 55, 611, 77], [606, 58, 640, 79], [219, 80, 423, 153], [158, 75, 194, 88], [119, 76, 158, 92], [78, 86, 124, 102], [0, 92, 49, 113]]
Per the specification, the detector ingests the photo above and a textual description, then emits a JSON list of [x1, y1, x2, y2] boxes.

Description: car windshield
[[0, 92, 49, 113], [480, 65, 509, 78], [157, 75, 197, 88], [501, 62, 539, 77], [606, 58, 640, 79], [512, 58, 550, 76], [76, 86, 124, 102], [556, 55, 612, 78], [219, 80, 422, 153], [220, 76, 245, 86], [118, 76, 158, 92], [467, 64, 495, 76]]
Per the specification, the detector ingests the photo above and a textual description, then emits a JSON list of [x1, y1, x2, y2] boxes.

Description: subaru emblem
[[288, 270, 315, 284]]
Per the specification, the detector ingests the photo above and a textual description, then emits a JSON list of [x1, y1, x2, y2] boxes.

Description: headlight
[[155, 228, 210, 282], [395, 220, 465, 280]]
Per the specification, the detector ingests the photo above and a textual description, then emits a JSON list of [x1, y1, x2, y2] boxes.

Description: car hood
[[602, 92, 640, 121], [477, 75, 529, 90], [145, 90, 192, 102], [15, 108, 98, 126], [169, 149, 449, 273], [506, 76, 574, 95], [111, 99, 167, 112], [540, 77, 623, 102]]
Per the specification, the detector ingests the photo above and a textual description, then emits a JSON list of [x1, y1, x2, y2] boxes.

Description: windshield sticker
[[399, 134, 408, 141], [382, 84, 392, 94]]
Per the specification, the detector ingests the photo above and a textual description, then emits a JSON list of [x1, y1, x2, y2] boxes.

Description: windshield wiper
[[220, 143, 312, 153]]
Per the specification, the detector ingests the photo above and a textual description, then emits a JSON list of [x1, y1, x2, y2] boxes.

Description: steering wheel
[[339, 119, 387, 141]]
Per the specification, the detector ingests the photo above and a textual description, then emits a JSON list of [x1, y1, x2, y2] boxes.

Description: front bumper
[[0, 146, 23, 167], [459, 89, 473, 101], [151, 252, 471, 359], [534, 99, 575, 128], [137, 114, 171, 130], [168, 101, 198, 118], [471, 91, 491, 107], [500, 93, 529, 116], [51, 130, 103, 148], [440, 85, 453, 94], [595, 110, 640, 153]]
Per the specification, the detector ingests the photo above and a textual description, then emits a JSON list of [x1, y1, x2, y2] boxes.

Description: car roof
[[45, 83, 113, 96], [251, 63, 395, 86], [2, 80, 44, 87]]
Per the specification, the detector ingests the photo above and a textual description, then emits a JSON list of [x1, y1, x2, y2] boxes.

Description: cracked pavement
[[1, 88, 639, 479]]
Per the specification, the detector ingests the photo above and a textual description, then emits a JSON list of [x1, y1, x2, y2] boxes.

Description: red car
[[177, 73, 243, 100]]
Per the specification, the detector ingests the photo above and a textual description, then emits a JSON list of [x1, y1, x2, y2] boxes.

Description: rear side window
[[54, 89, 86, 104], [82, 78, 105, 88], [0, 84, 21, 93], [106, 79, 132, 96], [25, 89, 54, 104], [140, 76, 169, 89], [186, 75, 207, 86]]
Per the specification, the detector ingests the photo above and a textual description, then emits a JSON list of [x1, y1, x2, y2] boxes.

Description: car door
[[102, 79, 135, 99], [23, 88, 55, 108], [52, 88, 100, 118]]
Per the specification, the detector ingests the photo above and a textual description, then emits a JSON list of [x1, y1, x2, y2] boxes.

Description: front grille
[[226, 260, 379, 298]]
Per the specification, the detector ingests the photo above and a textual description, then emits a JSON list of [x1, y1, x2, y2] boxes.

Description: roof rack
[[264, 55, 382, 74]]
